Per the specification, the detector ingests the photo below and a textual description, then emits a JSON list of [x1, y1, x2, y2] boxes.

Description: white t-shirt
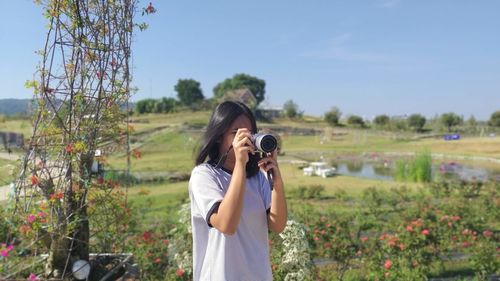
[[189, 163, 273, 281]]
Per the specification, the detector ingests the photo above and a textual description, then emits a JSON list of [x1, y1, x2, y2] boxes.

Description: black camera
[[252, 133, 277, 153]]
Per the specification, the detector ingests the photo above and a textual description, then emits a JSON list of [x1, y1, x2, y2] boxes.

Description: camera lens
[[253, 134, 277, 153]]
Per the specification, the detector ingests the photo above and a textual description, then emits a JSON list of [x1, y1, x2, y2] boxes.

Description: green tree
[[135, 98, 157, 114], [488, 111, 500, 127], [440, 112, 463, 132], [213, 73, 266, 105], [175, 79, 204, 106], [347, 115, 365, 127], [283, 100, 300, 118], [374, 114, 390, 127], [407, 114, 426, 132], [324, 107, 342, 127]]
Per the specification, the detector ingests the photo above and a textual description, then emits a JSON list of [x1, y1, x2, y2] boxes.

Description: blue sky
[[1, 0, 499, 120]]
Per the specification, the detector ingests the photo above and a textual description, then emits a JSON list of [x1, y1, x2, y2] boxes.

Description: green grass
[[0, 118, 32, 136], [0, 158, 16, 185], [126, 181, 189, 226]]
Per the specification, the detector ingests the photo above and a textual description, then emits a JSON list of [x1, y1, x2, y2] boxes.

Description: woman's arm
[[209, 129, 253, 235], [260, 151, 288, 233]]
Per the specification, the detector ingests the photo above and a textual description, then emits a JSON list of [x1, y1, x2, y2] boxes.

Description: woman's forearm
[[268, 168, 287, 233], [209, 162, 246, 235]]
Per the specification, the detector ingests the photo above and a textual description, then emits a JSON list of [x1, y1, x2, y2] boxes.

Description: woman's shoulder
[[191, 162, 219, 177]]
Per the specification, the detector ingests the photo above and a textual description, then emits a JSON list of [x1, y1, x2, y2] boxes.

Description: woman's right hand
[[232, 128, 255, 165]]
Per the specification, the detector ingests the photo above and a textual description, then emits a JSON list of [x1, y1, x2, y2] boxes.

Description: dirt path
[[0, 151, 21, 161]]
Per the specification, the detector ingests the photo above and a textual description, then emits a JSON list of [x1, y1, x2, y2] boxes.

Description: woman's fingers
[[258, 157, 277, 171]]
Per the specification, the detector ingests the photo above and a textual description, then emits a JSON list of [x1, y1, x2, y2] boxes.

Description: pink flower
[[406, 225, 413, 232], [27, 214, 36, 224], [421, 229, 430, 236], [37, 211, 46, 218], [360, 236, 368, 243], [384, 259, 392, 270], [28, 273, 39, 281], [7, 245, 14, 251], [1, 250, 8, 257], [483, 230, 493, 238]]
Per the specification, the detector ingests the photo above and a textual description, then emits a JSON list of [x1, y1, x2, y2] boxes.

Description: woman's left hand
[[258, 150, 278, 173]]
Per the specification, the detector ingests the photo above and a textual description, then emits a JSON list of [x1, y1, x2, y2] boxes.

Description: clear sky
[[1, 0, 499, 120]]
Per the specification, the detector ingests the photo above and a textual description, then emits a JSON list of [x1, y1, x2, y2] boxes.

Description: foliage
[[440, 112, 463, 132], [373, 114, 390, 128], [288, 184, 325, 199], [324, 107, 342, 127], [272, 220, 315, 281], [488, 110, 500, 127], [283, 100, 301, 119], [407, 114, 426, 132], [347, 115, 365, 128], [174, 79, 204, 107], [394, 151, 432, 182], [135, 97, 178, 114], [213, 73, 266, 105]]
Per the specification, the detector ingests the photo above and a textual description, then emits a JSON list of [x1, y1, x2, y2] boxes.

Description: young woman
[[189, 101, 287, 281]]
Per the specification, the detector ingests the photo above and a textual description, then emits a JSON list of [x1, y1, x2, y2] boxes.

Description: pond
[[328, 158, 500, 183]]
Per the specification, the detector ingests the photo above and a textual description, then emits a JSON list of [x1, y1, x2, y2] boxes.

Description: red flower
[[65, 143, 73, 153], [421, 229, 430, 236], [132, 148, 142, 159], [143, 231, 152, 241], [57, 192, 63, 199], [162, 239, 169, 245], [154, 257, 161, 263], [384, 259, 392, 270], [406, 225, 413, 232], [31, 175, 40, 186], [324, 242, 332, 249], [44, 87, 55, 94], [360, 236, 368, 243], [176, 268, 184, 277], [97, 177, 104, 185], [146, 2, 156, 14], [462, 241, 471, 248]]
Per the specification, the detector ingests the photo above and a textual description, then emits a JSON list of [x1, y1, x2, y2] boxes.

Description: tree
[[175, 79, 204, 106], [440, 112, 463, 132], [347, 115, 365, 127], [213, 73, 266, 105], [135, 98, 157, 114], [283, 100, 300, 118], [488, 111, 500, 127], [324, 107, 342, 127], [407, 114, 426, 132], [374, 115, 390, 127]]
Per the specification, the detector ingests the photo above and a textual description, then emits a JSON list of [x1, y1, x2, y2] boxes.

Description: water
[[334, 162, 393, 181], [330, 160, 500, 182]]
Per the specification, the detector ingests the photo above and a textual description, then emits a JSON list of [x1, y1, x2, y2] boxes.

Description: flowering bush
[[271, 220, 315, 281]]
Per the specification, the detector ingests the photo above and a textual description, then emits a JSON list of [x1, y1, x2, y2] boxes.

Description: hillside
[[0, 99, 31, 116]]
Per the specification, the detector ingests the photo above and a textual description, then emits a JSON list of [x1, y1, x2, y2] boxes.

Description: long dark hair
[[195, 101, 260, 177]]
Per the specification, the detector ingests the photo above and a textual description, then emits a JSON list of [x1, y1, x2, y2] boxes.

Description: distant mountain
[[0, 98, 134, 116], [0, 99, 31, 116]]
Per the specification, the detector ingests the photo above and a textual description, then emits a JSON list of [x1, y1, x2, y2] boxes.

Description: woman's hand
[[258, 150, 278, 173], [232, 128, 255, 165]]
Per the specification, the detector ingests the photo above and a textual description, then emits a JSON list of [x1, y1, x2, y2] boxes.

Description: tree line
[[322, 107, 500, 132], [134, 73, 265, 114]]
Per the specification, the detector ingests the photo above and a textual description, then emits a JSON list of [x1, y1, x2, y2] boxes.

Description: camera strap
[[215, 145, 233, 169]]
